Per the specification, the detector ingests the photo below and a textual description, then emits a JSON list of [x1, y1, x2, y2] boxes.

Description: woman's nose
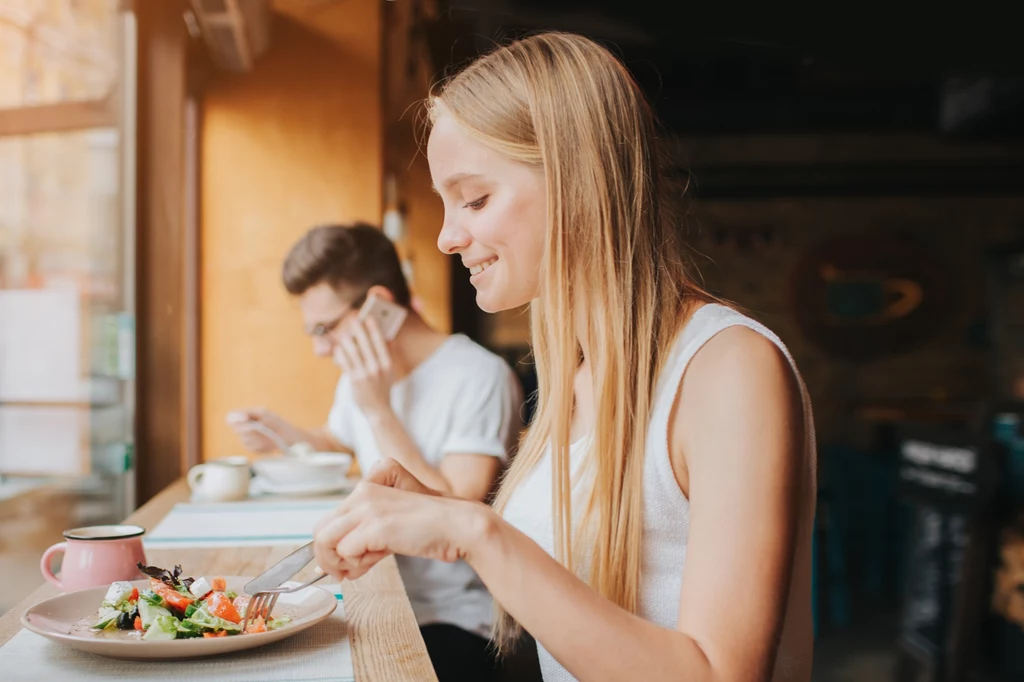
[[437, 217, 470, 255]]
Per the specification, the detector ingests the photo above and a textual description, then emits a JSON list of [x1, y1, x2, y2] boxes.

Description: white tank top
[[502, 304, 817, 682]]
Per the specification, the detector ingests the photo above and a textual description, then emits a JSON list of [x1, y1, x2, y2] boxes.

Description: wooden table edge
[[0, 478, 438, 681]]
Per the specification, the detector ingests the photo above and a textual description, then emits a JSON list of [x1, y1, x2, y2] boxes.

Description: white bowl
[[251, 453, 352, 486]]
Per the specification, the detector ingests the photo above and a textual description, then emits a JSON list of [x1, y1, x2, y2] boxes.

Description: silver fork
[[242, 572, 328, 630]]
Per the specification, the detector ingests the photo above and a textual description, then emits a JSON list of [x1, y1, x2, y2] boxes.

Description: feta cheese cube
[[189, 576, 212, 598], [103, 581, 134, 605]]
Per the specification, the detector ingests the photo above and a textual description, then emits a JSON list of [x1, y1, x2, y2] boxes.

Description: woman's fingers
[[312, 485, 395, 581], [313, 512, 362, 579], [340, 551, 390, 581], [334, 520, 387, 563], [366, 458, 440, 496], [365, 458, 403, 486], [313, 495, 352, 536]]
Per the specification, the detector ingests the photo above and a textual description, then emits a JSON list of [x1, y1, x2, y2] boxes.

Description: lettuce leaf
[[142, 614, 179, 641], [138, 599, 172, 629], [175, 618, 205, 639], [267, 615, 292, 631], [181, 603, 242, 634], [139, 589, 165, 608]]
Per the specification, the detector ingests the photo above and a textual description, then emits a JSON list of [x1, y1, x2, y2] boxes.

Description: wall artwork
[[789, 230, 955, 360]]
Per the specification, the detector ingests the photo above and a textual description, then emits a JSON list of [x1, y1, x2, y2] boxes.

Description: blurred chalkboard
[[898, 425, 995, 514], [896, 425, 996, 682], [897, 508, 969, 682]]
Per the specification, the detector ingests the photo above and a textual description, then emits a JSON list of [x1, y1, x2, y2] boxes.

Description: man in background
[[229, 223, 523, 681]]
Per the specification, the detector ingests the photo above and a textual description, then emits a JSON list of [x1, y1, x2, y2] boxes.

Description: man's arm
[[336, 319, 521, 500], [363, 410, 501, 500], [227, 408, 353, 455], [308, 425, 354, 455]]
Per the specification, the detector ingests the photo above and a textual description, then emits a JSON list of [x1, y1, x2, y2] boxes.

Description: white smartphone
[[357, 294, 408, 341]]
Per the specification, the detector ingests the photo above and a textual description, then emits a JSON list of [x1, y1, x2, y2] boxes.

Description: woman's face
[[428, 112, 547, 313]]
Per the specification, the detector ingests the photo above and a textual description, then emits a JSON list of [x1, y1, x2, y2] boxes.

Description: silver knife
[[244, 541, 316, 595]]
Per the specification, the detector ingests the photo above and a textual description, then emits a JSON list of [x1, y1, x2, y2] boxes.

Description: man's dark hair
[[281, 223, 412, 307]]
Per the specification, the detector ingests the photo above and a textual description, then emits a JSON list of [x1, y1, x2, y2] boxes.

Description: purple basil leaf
[[137, 562, 177, 587]]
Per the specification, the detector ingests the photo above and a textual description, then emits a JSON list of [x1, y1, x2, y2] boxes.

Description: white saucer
[[250, 476, 355, 498]]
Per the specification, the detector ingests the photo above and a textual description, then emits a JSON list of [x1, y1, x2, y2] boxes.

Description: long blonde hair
[[430, 32, 714, 648]]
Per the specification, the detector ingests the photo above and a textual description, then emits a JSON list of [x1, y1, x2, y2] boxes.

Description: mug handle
[[883, 278, 923, 321], [40, 542, 67, 590], [187, 464, 208, 491]]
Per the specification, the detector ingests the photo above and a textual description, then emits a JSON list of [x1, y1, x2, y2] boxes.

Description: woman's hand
[[313, 459, 492, 581]]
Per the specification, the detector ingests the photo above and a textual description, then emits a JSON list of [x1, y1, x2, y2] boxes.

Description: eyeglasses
[[307, 291, 368, 338]]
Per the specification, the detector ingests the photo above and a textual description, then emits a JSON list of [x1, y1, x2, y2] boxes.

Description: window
[[0, 0, 134, 503]]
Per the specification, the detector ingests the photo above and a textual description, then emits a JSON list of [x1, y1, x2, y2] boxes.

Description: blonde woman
[[314, 32, 817, 682]]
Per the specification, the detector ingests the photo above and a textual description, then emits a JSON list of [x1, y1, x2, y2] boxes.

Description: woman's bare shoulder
[[670, 323, 802, 489]]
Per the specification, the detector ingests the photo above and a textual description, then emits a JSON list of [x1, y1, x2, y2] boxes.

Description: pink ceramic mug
[[40, 525, 147, 592]]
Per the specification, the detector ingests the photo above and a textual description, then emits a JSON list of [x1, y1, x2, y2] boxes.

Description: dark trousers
[[420, 624, 500, 682]]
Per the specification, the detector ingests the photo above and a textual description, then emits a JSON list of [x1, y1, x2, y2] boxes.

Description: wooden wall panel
[[200, 8, 382, 461]]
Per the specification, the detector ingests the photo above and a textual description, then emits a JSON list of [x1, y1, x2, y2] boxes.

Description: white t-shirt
[[327, 334, 523, 638]]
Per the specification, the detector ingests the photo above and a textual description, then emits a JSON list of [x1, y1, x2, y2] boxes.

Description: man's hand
[[226, 408, 302, 453], [226, 409, 347, 455], [333, 317, 396, 417]]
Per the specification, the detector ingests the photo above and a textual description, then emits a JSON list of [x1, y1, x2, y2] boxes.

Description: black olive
[[116, 605, 139, 630]]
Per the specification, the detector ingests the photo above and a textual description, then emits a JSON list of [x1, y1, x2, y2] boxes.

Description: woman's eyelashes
[[462, 195, 489, 210]]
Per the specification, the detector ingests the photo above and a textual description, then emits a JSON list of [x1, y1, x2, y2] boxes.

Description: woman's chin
[[474, 291, 502, 314], [472, 270, 535, 313], [474, 287, 523, 314]]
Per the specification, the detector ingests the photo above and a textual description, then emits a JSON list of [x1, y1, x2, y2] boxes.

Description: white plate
[[250, 476, 355, 498], [21, 576, 337, 660]]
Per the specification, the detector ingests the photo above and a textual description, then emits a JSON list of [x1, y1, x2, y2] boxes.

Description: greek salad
[[91, 563, 290, 640]]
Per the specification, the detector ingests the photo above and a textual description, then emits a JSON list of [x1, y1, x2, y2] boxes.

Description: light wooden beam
[[0, 95, 118, 137]]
